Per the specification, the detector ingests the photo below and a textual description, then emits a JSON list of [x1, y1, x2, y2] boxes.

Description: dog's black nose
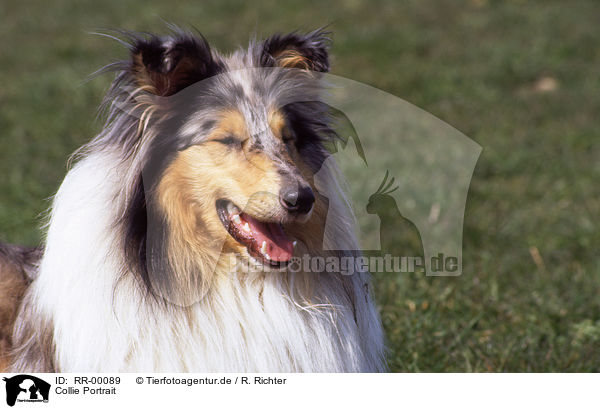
[[280, 184, 315, 214]]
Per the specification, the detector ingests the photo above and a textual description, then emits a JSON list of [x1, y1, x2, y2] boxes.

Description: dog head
[[99, 29, 338, 303]]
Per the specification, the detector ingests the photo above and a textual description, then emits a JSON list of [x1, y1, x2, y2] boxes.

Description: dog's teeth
[[293, 240, 298, 248], [226, 201, 239, 214], [260, 241, 271, 261], [260, 241, 271, 260], [232, 214, 242, 224], [242, 222, 251, 232]]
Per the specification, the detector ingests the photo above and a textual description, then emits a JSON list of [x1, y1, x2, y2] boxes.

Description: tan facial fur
[[152, 107, 334, 304], [155, 110, 291, 269]]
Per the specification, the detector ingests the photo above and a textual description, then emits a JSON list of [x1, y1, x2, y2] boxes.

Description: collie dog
[[0, 29, 385, 372]]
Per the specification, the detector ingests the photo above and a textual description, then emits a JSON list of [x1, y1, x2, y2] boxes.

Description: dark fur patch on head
[[131, 31, 224, 96], [200, 119, 217, 133], [261, 30, 331, 72], [283, 101, 337, 171]]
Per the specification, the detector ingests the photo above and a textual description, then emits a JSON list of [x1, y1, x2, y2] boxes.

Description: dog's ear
[[261, 30, 331, 72], [130, 33, 222, 96]]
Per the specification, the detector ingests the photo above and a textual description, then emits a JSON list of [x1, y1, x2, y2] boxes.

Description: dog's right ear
[[129, 33, 222, 96], [261, 30, 331, 72]]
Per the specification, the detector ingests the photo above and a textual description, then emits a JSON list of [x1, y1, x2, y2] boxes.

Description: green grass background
[[1, 0, 598, 371]]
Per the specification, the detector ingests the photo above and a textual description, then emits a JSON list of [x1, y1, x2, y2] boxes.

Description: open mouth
[[216, 199, 295, 267]]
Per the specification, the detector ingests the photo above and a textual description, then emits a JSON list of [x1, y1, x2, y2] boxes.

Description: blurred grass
[[1, 0, 599, 371]]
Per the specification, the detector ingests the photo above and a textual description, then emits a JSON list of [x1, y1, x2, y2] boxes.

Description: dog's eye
[[213, 136, 238, 146], [281, 128, 295, 143]]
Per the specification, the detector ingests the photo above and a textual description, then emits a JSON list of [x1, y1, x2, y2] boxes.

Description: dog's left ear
[[261, 30, 331, 72], [130, 33, 222, 96]]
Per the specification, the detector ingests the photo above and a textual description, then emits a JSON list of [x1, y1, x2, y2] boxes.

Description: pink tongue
[[241, 214, 294, 262]]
